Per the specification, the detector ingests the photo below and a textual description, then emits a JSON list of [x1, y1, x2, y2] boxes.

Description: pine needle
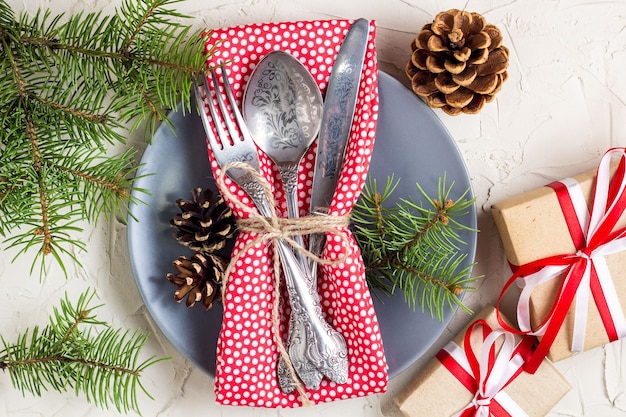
[[352, 174, 482, 321], [0, 0, 211, 276], [0, 289, 166, 414]]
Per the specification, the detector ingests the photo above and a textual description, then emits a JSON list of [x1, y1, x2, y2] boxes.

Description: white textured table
[[2, 0, 625, 416]]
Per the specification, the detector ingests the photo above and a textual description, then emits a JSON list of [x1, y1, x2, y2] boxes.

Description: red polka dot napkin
[[202, 19, 387, 408]]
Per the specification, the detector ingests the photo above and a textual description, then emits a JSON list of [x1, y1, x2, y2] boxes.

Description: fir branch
[[0, 289, 165, 414], [0, 0, 212, 275], [352, 174, 481, 320]]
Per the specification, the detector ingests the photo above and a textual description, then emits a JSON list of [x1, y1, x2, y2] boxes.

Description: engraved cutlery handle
[[239, 180, 348, 387]]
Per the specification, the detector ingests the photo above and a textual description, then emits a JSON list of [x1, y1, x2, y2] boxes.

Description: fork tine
[[221, 69, 255, 144], [197, 66, 261, 183], [194, 74, 222, 153], [205, 70, 231, 148], [210, 68, 240, 145]]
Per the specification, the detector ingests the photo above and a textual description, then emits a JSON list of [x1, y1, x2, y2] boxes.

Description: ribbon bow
[[437, 319, 534, 417], [497, 147, 626, 373]]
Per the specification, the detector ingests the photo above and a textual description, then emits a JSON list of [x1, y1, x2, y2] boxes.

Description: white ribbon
[[444, 329, 529, 417]]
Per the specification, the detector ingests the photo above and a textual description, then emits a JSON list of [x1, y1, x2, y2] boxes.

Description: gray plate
[[127, 71, 477, 378]]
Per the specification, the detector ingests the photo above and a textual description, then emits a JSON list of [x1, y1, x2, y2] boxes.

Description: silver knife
[[308, 18, 370, 266]]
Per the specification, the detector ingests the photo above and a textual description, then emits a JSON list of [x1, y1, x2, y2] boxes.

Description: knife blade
[[310, 18, 370, 215], [307, 18, 370, 273]]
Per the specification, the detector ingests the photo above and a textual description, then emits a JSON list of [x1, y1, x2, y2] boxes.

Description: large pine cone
[[167, 252, 227, 310], [406, 9, 509, 115], [170, 187, 236, 253]]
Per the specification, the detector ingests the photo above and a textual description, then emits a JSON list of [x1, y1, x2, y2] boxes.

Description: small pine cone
[[406, 9, 509, 115], [167, 252, 227, 310], [170, 187, 237, 253]]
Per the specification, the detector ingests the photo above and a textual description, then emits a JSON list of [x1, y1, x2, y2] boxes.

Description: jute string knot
[[216, 161, 352, 405]]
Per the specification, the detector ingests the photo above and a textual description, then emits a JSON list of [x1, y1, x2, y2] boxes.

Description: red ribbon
[[497, 147, 626, 373], [437, 319, 535, 417]]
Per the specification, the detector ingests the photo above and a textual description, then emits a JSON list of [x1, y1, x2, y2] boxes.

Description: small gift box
[[201, 20, 387, 408], [394, 305, 570, 417], [492, 148, 626, 371]]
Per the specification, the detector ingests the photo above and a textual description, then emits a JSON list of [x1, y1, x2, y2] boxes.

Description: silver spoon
[[243, 51, 347, 391], [243, 50, 322, 249]]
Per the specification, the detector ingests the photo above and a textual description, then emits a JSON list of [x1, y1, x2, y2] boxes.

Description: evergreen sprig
[[352, 174, 481, 320], [0, 289, 165, 414], [0, 0, 210, 275]]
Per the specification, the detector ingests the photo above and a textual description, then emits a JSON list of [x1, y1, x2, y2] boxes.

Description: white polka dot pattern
[[202, 19, 387, 408]]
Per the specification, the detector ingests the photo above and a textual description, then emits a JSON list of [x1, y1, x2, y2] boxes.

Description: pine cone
[[170, 187, 237, 253], [406, 9, 509, 115], [167, 252, 227, 310]]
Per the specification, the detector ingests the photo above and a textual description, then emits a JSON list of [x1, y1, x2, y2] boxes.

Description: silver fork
[[194, 67, 348, 390]]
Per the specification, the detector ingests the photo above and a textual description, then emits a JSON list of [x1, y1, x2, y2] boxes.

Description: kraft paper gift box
[[491, 148, 626, 365], [394, 305, 570, 417]]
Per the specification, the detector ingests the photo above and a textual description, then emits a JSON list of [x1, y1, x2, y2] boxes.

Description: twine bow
[[437, 319, 534, 417], [497, 147, 626, 373], [215, 161, 353, 404]]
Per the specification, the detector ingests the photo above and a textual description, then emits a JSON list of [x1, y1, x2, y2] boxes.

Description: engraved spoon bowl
[[242, 50, 323, 221]]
